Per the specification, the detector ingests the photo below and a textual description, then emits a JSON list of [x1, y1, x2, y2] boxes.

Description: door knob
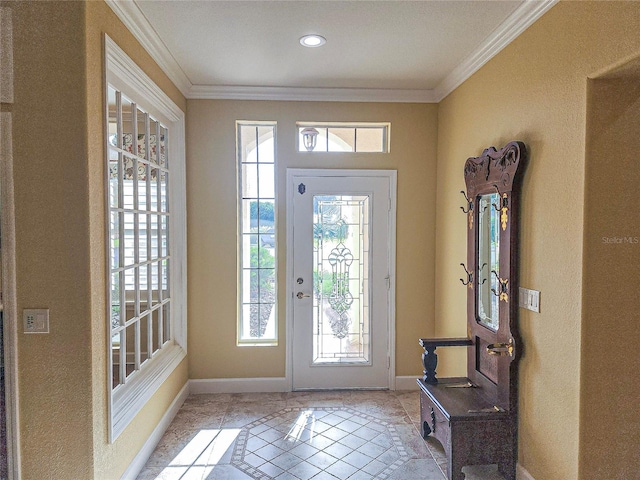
[[296, 292, 310, 299]]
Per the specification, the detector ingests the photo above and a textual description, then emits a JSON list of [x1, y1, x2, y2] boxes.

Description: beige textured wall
[[435, 2, 640, 479], [8, 1, 188, 478], [10, 2, 94, 477], [187, 100, 438, 380], [581, 62, 640, 479]]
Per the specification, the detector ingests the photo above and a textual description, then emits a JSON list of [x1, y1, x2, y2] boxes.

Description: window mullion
[[255, 127, 260, 320], [132, 104, 142, 372], [145, 113, 153, 361], [157, 220, 164, 348], [155, 120, 162, 317], [115, 91, 125, 385]]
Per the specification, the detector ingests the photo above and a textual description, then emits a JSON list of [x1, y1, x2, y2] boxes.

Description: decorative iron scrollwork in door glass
[[312, 195, 370, 364]]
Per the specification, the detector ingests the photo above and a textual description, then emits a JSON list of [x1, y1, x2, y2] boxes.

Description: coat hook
[[490, 185, 501, 212], [460, 191, 474, 229], [492, 185, 509, 230], [460, 191, 473, 214], [490, 269, 509, 302], [460, 263, 473, 288]]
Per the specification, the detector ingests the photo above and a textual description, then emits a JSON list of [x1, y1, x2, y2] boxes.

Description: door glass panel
[[477, 193, 500, 330], [312, 195, 370, 364]]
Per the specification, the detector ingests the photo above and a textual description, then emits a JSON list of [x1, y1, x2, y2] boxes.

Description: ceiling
[[108, 0, 557, 102]]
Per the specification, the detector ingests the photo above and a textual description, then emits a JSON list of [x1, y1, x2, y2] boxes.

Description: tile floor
[[137, 390, 507, 480]]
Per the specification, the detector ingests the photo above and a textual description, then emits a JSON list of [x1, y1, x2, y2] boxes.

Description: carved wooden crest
[[463, 141, 526, 196]]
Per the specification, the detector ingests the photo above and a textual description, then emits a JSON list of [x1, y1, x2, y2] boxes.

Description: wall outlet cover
[[518, 288, 540, 313]]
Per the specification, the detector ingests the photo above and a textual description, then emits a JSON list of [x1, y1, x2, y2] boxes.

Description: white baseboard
[[190, 377, 420, 393], [517, 464, 535, 480], [121, 382, 190, 480], [189, 377, 290, 394], [395, 376, 420, 390]]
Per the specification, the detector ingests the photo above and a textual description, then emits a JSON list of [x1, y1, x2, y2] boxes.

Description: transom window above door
[[297, 122, 390, 153]]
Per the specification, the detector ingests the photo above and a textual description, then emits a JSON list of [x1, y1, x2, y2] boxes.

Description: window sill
[[110, 342, 185, 442]]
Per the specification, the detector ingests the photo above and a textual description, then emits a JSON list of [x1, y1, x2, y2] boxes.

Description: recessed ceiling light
[[300, 34, 326, 48]]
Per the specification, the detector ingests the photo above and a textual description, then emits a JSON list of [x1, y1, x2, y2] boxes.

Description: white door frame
[[1, 112, 21, 477], [1, 6, 21, 477], [285, 169, 397, 390]]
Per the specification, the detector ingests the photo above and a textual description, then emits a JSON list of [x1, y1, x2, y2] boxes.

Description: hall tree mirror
[[477, 192, 501, 330], [418, 141, 527, 480]]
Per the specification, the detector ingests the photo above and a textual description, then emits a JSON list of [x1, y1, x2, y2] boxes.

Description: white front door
[[287, 169, 396, 390]]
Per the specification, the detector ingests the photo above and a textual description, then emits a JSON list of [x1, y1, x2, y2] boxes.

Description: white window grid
[[237, 122, 277, 345], [107, 87, 172, 388]]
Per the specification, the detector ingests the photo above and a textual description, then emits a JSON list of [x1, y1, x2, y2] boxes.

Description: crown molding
[[105, 35, 185, 123], [433, 0, 559, 101], [108, 0, 557, 104], [189, 85, 438, 103], [105, 0, 192, 96]]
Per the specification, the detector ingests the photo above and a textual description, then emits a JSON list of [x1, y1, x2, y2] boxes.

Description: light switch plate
[[23, 309, 49, 334], [518, 288, 540, 313]]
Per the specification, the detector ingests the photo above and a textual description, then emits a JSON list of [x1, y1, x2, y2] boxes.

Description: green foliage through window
[[250, 201, 275, 222]]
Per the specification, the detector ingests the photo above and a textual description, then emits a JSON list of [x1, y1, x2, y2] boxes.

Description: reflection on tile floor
[[136, 391, 507, 480]]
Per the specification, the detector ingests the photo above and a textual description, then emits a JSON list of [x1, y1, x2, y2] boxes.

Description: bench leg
[[447, 446, 466, 480], [447, 460, 465, 480]]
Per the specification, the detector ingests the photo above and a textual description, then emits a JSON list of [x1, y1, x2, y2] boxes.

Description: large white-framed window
[[105, 35, 186, 442], [237, 122, 277, 345]]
